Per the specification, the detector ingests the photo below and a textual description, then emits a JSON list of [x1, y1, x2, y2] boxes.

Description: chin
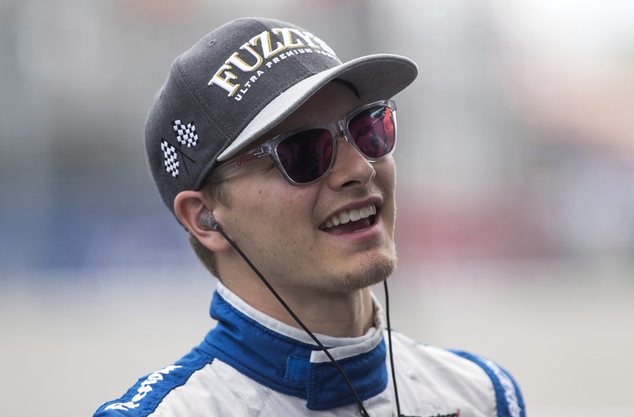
[[336, 253, 397, 292]]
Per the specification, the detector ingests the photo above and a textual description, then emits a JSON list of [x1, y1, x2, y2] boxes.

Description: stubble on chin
[[336, 254, 397, 292]]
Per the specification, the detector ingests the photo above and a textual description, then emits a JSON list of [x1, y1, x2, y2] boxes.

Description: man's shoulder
[[391, 332, 526, 417], [447, 349, 525, 417], [93, 346, 215, 417]]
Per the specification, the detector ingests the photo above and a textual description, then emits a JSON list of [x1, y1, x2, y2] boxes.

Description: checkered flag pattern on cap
[[159, 119, 199, 178], [161, 140, 180, 177], [173, 120, 198, 147]]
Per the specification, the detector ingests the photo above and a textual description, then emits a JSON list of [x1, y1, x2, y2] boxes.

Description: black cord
[[214, 224, 371, 417], [384, 279, 403, 417]]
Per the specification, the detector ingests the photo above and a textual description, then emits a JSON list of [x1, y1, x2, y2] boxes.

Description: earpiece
[[199, 210, 219, 231]]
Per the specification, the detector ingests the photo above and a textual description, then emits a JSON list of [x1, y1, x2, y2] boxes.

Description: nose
[[326, 134, 376, 190]]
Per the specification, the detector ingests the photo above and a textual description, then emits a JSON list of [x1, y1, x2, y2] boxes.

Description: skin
[[175, 82, 398, 337]]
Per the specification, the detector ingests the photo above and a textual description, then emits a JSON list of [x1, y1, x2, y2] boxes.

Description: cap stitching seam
[[173, 56, 233, 186], [174, 57, 231, 143]]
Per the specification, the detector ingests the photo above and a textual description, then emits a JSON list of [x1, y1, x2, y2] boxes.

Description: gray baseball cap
[[145, 17, 418, 217]]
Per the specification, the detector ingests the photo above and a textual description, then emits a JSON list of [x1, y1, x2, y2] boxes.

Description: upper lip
[[319, 196, 382, 229]]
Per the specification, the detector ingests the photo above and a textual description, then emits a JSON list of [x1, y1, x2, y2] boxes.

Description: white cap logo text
[[208, 27, 336, 98]]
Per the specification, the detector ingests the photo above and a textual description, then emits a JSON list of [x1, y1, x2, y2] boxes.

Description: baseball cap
[[145, 17, 418, 217]]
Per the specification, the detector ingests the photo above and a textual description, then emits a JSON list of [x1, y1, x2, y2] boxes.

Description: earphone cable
[[384, 279, 403, 417]]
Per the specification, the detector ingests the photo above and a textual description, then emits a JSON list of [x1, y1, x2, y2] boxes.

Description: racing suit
[[94, 283, 525, 417]]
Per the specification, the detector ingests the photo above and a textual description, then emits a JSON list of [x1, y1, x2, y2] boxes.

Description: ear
[[173, 190, 231, 252]]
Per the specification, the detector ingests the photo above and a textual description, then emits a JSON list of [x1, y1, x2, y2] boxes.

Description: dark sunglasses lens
[[348, 105, 396, 158], [277, 129, 334, 183]]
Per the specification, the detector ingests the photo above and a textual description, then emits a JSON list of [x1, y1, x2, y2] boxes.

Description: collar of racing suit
[[202, 283, 388, 411]]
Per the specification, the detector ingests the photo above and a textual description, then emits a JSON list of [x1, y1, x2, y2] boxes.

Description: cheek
[[231, 180, 316, 228], [376, 159, 397, 222], [377, 158, 396, 195]]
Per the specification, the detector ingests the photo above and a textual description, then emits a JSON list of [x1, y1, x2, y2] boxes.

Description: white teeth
[[321, 204, 377, 230]]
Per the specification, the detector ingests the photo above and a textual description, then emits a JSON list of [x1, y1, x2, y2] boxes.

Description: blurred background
[[1, 0, 632, 416]]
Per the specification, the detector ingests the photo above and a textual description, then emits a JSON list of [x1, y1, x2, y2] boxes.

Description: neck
[[222, 280, 376, 338]]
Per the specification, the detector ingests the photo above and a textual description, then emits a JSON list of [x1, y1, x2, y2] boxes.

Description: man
[[94, 17, 525, 417]]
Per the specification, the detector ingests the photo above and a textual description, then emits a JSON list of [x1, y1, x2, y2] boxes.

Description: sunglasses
[[211, 100, 397, 185]]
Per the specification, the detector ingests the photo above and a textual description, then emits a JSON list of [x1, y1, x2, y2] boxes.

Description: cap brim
[[217, 54, 418, 162]]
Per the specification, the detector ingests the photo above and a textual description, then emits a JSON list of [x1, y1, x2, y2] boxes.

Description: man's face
[[214, 82, 397, 296]]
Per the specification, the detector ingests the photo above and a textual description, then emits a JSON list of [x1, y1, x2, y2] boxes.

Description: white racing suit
[[94, 283, 525, 417]]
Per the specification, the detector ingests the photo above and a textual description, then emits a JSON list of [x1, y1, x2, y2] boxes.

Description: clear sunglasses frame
[[208, 99, 397, 186]]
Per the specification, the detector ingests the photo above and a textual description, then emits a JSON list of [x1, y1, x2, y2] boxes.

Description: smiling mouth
[[319, 204, 378, 234]]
